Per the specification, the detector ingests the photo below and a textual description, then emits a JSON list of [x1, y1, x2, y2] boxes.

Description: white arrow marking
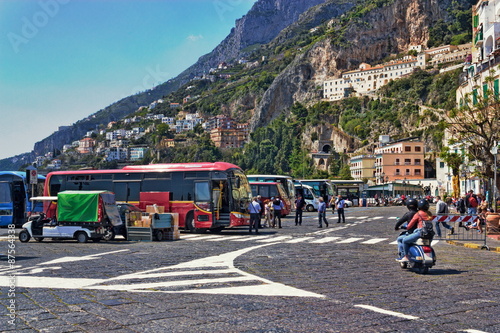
[[0, 243, 324, 298]]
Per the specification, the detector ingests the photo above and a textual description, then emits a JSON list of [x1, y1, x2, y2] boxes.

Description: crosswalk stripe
[[361, 238, 388, 244], [231, 236, 271, 242], [257, 236, 291, 243], [180, 234, 202, 239], [309, 237, 341, 243], [371, 217, 383, 220], [356, 216, 369, 219], [285, 237, 314, 243], [336, 237, 363, 244], [186, 235, 224, 241], [206, 236, 249, 241]]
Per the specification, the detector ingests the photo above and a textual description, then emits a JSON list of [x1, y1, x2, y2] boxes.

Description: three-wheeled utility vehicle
[[19, 190, 123, 243]]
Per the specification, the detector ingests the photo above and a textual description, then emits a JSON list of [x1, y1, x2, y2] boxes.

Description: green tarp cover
[[57, 190, 108, 222]]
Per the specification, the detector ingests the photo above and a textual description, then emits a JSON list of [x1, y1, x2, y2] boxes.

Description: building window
[[404, 159, 411, 165], [395, 169, 401, 175], [415, 159, 421, 165], [415, 146, 421, 152], [405, 146, 411, 152], [405, 169, 411, 176], [415, 169, 422, 176]]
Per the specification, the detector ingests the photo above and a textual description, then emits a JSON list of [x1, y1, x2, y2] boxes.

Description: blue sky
[[0, 0, 256, 160]]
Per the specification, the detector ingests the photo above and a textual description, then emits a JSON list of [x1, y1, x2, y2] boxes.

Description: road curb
[[446, 240, 500, 252]]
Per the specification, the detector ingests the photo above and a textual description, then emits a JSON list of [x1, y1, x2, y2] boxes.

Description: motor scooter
[[397, 227, 436, 274]]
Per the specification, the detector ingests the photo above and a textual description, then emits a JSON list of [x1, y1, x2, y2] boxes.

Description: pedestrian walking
[[247, 197, 261, 234], [335, 195, 346, 223], [329, 195, 336, 214], [435, 195, 454, 237], [272, 196, 284, 228], [317, 197, 328, 228], [295, 195, 305, 226], [263, 199, 273, 228]]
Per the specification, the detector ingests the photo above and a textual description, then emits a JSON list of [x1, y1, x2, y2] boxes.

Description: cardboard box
[[141, 215, 151, 228], [166, 230, 180, 240], [170, 213, 179, 227], [146, 205, 165, 214], [129, 212, 142, 222]]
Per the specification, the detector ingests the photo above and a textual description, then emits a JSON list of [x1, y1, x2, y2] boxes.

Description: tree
[[439, 148, 463, 197], [449, 68, 500, 194]]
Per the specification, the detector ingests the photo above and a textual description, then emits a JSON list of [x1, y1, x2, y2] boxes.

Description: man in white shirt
[[248, 197, 261, 234]]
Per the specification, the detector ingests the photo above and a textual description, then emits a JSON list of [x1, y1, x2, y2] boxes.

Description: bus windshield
[[0, 171, 45, 227]]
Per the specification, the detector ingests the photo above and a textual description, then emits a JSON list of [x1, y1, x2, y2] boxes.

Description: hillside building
[[349, 137, 425, 185], [457, 0, 500, 107], [323, 55, 425, 101]]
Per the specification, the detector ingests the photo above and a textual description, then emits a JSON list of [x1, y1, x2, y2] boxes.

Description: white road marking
[[371, 216, 383, 220], [0, 243, 324, 298], [38, 249, 129, 265], [285, 237, 314, 243], [257, 236, 291, 243], [354, 304, 419, 320], [206, 235, 249, 241], [231, 235, 271, 242], [179, 234, 202, 239], [309, 237, 341, 243], [361, 238, 388, 244], [336, 237, 363, 244], [185, 235, 225, 241], [356, 216, 369, 219], [462, 330, 490, 333]]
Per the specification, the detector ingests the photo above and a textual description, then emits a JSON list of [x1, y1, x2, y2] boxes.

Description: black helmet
[[406, 198, 418, 210], [417, 199, 429, 211]]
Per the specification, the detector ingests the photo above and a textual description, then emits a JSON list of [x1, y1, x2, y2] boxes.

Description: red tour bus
[[43, 162, 252, 232]]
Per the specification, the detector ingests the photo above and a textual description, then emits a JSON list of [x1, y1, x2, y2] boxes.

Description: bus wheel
[[75, 232, 88, 243], [19, 230, 30, 243], [186, 214, 196, 233]]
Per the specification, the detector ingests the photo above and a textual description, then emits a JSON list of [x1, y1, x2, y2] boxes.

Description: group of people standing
[[248, 194, 349, 233], [295, 194, 346, 228], [247, 195, 285, 233]]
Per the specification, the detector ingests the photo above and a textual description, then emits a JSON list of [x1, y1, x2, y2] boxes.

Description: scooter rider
[[395, 198, 418, 261], [397, 199, 433, 262]]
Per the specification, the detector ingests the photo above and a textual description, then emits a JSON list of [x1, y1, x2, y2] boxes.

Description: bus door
[[12, 181, 26, 225], [113, 180, 141, 203], [194, 180, 212, 215], [211, 179, 230, 214]]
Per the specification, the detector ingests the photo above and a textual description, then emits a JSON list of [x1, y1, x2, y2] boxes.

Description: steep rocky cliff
[[251, 0, 454, 153]]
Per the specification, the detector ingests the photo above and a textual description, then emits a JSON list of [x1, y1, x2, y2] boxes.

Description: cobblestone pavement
[[1, 206, 499, 333]]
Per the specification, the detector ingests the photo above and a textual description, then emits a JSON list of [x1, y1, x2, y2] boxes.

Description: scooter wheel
[[399, 262, 408, 269], [19, 230, 31, 243], [417, 266, 429, 274]]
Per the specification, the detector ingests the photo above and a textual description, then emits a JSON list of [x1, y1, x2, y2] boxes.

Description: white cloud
[[187, 34, 204, 42]]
